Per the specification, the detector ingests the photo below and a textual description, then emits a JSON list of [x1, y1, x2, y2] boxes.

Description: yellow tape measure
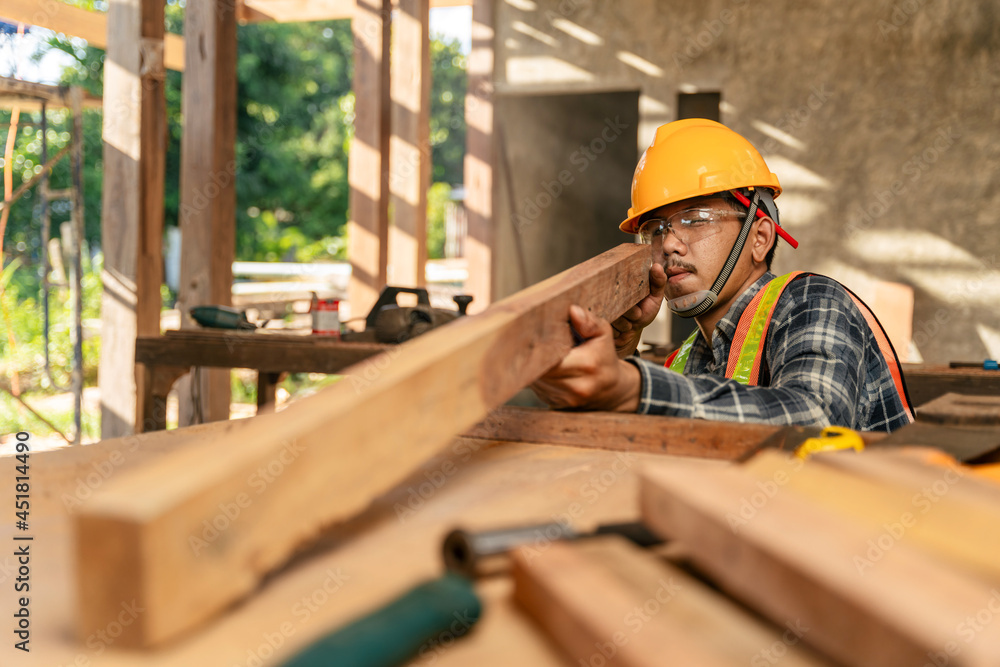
[[795, 426, 865, 460]]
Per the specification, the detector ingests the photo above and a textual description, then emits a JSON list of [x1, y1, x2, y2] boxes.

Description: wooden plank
[[873, 422, 1000, 463], [135, 331, 390, 373], [463, 406, 887, 458], [464, 405, 783, 458], [237, 0, 470, 23], [640, 460, 1000, 667], [347, 0, 392, 323], [97, 0, 167, 438], [175, 0, 238, 426], [903, 364, 1000, 408], [743, 450, 1000, 584], [512, 536, 834, 667], [917, 392, 1000, 426], [0, 0, 185, 70], [462, 0, 494, 313], [75, 243, 651, 647], [388, 0, 430, 288]]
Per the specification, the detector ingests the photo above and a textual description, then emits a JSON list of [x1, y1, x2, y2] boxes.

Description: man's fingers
[[569, 304, 607, 340], [650, 263, 667, 297]]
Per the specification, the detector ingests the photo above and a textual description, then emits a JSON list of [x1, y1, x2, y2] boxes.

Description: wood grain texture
[[512, 536, 834, 667], [175, 0, 238, 425], [917, 392, 1000, 426], [904, 364, 1000, 408], [135, 331, 391, 373], [347, 0, 392, 320], [97, 0, 167, 437], [463, 405, 783, 458], [388, 0, 431, 287], [75, 243, 651, 647], [0, 0, 185, 70], [640, 459, 1000, 667]]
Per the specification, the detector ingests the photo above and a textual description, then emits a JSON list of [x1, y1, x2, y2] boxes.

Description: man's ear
[[750, 216, 776, 265]]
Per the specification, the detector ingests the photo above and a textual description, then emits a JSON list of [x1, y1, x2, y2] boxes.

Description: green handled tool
[[280, 574, 481, 667]]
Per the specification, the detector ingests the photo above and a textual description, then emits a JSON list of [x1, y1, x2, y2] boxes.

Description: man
[[532, 119, 913, 432]]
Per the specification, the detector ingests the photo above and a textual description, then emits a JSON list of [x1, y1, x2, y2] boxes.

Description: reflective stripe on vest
[[663, 272, 914, 421]]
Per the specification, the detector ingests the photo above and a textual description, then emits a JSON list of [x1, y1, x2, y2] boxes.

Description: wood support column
[[348, 0, 392, 323], [463, 0, 494, 312], [98, 0, 166, 437], [388, 0, 430, 288], [176, 0, 237, 425]]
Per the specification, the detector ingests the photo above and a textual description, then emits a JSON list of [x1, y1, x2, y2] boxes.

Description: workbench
[[134, 329, 390, 431], [902, 363, 1000, 407], [2, 422, 704, 666]]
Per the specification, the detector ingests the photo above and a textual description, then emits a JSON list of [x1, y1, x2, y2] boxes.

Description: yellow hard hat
[[620, 119, 784, 235]]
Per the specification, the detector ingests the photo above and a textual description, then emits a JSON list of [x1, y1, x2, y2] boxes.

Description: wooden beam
[[0, 0, 185, 70], [640, 457, 1000, 666], [75, 243, 651, 647], [135, 332, 390, 373], [512, 537, 835, 667], [462, 0, 494, 312], [465, 405, 791, 458], [387, 0, 430, 288], [903, 363, 1000, 408], [97, 0, 167, 438], [175, 0, 238, 426], [347, 0, 392, 323], [237, 0, 470, 23]]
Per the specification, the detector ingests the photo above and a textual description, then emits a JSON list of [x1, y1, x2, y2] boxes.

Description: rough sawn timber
[[75, 243, 650, 647]]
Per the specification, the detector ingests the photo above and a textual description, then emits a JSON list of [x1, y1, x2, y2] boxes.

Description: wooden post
[[463, 0, 494, 312], [98, 0, 167, 438], [388, 0, 431, 288], [347, 0, 392, 324], [175, 0, 237, 426]]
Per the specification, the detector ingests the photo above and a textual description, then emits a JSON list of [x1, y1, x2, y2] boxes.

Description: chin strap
[[668, 190, 761, 318]]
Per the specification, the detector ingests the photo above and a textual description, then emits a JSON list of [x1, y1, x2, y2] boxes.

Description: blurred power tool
[[342, 286, 473, 344], [189, 305, 258, 330]]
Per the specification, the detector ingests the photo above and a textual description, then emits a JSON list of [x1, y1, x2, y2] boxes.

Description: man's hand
[[531, 305, 641, 412], [611, 263, 667, 357]]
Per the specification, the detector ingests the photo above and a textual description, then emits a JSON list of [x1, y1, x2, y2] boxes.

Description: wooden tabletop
[[2, 423, 714, 666], [136, 329, 392, 374]]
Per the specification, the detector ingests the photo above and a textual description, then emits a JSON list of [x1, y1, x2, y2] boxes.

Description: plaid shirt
[[625, 272, 912, 432]]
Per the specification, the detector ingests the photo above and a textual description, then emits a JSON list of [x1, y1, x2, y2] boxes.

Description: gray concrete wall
[[492, 0, 1000, 364], [494, 91, 638, 298]]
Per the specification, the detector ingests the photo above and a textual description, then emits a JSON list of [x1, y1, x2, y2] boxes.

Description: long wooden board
[[464, 406, 888, 458], [640, 458, 1000, 666], [75, 243, 651, 647], [512, 536, 834, 666]]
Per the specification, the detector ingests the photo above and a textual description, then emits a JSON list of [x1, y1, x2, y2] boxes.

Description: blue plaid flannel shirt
[[624, 272, 913, 432]]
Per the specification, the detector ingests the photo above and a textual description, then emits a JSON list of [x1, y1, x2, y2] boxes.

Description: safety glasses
[[637, 208, 743, 246]]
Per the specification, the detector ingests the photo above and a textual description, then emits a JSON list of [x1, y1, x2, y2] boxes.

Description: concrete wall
[[491, 0, 1000, 364], [494, 91, 638, 298]]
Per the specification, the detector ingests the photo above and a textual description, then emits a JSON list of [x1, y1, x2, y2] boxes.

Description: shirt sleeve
[[624, 278, 870, 427]]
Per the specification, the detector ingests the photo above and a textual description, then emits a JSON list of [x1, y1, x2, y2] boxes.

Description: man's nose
[[660, 228, 686, 255]]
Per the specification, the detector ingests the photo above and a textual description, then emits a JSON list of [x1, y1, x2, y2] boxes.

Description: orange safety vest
[[664, 272, 914, 420]]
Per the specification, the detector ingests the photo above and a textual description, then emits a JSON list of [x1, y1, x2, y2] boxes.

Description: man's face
[[640, 195, 748, 302]]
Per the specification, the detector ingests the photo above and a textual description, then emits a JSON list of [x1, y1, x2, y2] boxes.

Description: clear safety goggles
[[637, 208, 742, 246]]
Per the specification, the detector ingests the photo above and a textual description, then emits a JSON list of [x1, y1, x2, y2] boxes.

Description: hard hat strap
[[668, 190, 760, 318]]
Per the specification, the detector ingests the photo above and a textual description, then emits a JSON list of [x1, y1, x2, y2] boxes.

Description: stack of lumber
[[514, 447, 1000, 666]]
